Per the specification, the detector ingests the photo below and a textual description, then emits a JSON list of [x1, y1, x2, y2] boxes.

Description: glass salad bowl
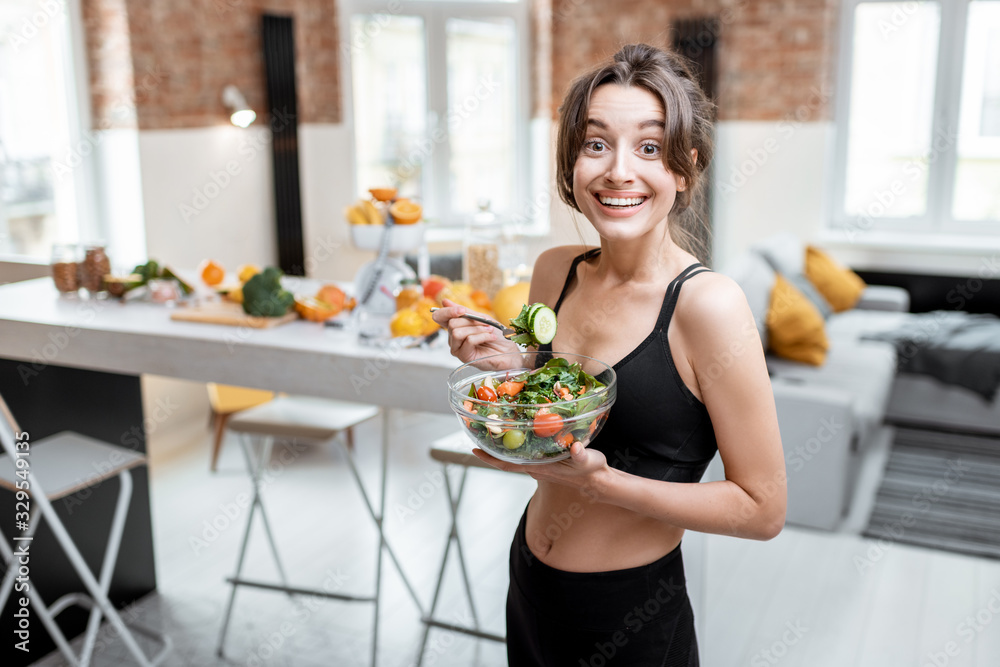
[[447, 351, 617, 464]]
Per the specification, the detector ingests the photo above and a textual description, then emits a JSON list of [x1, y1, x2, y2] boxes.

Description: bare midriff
[[524, 479, 684, 573]]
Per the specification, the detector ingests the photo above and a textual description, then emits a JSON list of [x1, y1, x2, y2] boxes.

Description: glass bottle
[[463, 199, 503, 299], [81, 244, 111, 294], [50, 243, 81, 294]]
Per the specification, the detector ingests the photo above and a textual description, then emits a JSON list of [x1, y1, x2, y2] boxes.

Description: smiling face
[[572, 84, 681, 242]]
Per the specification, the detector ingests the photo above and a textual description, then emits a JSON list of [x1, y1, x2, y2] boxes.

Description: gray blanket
[[861, 311, 1000, 403]]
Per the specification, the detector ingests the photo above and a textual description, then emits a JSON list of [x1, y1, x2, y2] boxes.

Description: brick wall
[[83, 0, 137, 129], [84, 0, 341, 130], [83, 0, 837, 129], [549, 0, 839, 122]]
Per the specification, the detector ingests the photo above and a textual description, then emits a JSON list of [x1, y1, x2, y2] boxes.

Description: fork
[[429, 307, 517, 338]]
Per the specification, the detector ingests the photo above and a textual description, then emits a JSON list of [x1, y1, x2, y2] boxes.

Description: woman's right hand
[[432, 298, 520, 364]]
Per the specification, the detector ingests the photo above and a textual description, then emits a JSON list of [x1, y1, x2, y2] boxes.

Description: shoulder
[[528, 245, 596, 308], [674, 270, 758, 349]]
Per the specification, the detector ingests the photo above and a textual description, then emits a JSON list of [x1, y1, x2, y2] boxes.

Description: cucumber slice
[[531, 306, 558, 345], [525, 303, 544, 330]]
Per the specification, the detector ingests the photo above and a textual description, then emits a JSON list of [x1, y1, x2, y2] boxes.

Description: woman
[[433, 43, 786, 666]]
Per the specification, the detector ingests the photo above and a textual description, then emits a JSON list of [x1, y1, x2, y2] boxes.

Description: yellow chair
[[206, 383, 275, 471]]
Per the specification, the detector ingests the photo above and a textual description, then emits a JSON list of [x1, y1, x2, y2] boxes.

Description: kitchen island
[[0, 277, 459, 664]]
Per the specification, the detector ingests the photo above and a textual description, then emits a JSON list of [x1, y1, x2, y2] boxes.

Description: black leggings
[[506, 506, 699, 667]]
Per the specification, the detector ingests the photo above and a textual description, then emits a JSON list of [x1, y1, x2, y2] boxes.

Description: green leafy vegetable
[[131, 260, 194, 295], [242, 267, 294, 317]]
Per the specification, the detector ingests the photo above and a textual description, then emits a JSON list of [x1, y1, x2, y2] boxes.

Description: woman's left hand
[[471, 442, 610, 496]]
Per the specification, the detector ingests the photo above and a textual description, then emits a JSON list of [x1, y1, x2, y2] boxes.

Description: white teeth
[[598, 196, 645, 207]]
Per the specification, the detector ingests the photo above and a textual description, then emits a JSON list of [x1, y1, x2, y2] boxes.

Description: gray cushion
[[752, 233, 833, 319], [752, 232, 805, 275], [721, 251, 775, 350]]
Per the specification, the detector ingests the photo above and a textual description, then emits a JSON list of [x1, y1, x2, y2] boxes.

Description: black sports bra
[[538, 248, 718, 483]]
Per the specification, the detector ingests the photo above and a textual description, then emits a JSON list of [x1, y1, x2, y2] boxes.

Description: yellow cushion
[[766, 274, 829, 366], [207, 383, 275, 414], [805, 246, 866, 312]]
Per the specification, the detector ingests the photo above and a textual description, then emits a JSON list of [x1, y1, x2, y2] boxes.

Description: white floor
[[31, 412, 1000, 666]]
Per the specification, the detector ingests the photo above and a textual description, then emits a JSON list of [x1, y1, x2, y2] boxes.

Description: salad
[[457, 357, 613, 462]]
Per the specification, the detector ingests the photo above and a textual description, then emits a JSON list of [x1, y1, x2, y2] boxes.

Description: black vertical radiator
[[262, 14, 305, 276], [673, 17, 719, 266]]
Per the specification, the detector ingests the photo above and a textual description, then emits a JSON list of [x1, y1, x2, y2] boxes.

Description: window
[[0, 0, 91, 260], [342, 0, 529, 228], [832, 0, 1000, 238]]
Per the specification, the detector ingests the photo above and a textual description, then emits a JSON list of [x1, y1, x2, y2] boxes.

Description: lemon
[[492, 281, 531, 326], [237, 264, 261, 283], [390, 308, 425, 337]]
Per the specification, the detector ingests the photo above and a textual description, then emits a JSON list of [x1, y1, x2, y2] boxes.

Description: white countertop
[[0, 278, 460, 414]]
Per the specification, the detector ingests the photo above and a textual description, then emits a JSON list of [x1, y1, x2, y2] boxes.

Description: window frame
[[0, 0, 97, 262], [830, 0, 1000, 240], [339, 0, 533, 231]]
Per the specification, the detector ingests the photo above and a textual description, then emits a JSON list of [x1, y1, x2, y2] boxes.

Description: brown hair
[[555, 43, 715, 264]]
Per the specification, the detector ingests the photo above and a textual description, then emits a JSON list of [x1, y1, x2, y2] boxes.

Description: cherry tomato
[[476, 385, 497, 402], [533, 413, 563, 438], [554, 431, 574, 448]]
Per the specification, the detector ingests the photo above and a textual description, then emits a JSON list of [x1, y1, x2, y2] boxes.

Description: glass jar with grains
[[81, 244, 111, 294], [51, 243, 81, 294], [462, 200, 503, 299]]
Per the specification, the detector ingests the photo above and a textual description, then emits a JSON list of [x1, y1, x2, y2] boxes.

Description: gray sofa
[[723, 237, 909, 531]]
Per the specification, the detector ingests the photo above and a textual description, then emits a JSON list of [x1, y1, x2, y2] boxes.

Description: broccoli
[[241, 267, 294, 317]]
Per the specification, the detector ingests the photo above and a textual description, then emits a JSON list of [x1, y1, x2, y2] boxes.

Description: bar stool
[[214, 396, 423, 666], [0, 395, 172, 666], [206, 383, 275, 472], [417, 431, 506, 665]]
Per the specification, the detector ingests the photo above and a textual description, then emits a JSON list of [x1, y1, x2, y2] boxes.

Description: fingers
[[452, 330, 498, 357], [431, 298, 468, 326], [471, 448, 538, 476], [471, 448, 519, 473]]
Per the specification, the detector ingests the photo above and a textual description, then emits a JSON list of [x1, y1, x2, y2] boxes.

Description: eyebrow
[[586, 118, 665, 130]]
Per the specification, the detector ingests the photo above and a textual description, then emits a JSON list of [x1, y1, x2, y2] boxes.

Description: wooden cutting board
[[170, 302, 298, 328]]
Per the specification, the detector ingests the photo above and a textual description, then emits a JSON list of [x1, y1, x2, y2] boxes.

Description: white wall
[[711, 120, 831, 271], [298, 124, 372, 281], [94, 128, 147, 270], [138, 126, 278, 271]]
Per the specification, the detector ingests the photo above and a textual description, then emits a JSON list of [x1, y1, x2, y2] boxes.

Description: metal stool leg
[[0, 508, 82, 664], [446, 467, 482, 631], [416, 465, 469, 666], [217, 434, 267, 656], [372, 425, 385, 667], [253, 437, 291, 590], [34, 471, 158, 666], [79, 468, 133, 667], [0, 485, 171, 666], [218, 434, 299, 657], [417, 459, 505, 664], [0, 504, 42, 610]]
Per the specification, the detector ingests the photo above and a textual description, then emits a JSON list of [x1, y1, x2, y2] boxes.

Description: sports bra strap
[[552, 248, 601, 314], [551, 249, 711, 326], [657, 264, 712, 330]]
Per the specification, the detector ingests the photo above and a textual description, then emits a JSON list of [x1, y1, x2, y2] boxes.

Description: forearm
[[595, 467, 786, 540]]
